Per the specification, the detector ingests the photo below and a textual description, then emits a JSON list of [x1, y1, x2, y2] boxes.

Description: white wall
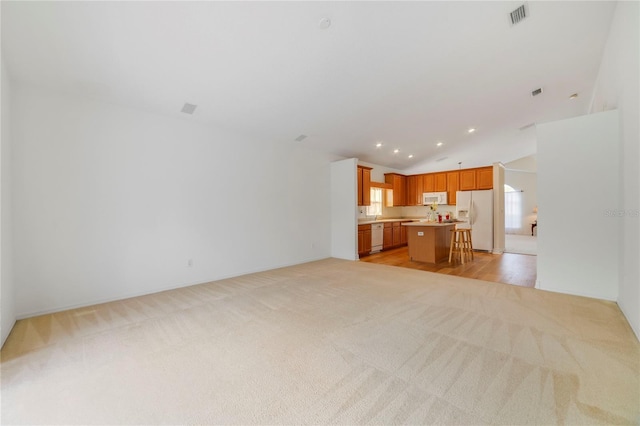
[[11, 84, 333, 318], [589, 2, 639, 339], [505, 154, 536, 172], [537, 110, 620, 301], [331, 158, 357, 260], [1, 55, 16, 346]]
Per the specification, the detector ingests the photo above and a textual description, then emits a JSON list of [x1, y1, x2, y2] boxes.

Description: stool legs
[[449, 229, 468, 264], [449, 230, 455, 263], [449, 229, 474, 264], [466, 230, 474, 260]]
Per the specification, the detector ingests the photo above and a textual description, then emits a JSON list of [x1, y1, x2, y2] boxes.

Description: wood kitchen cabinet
[[357, 165, 372, 206], [392, 222, 402, 246], [405, 175, 424, 206], [358, 224, 371, 256], [434, 172, 447, 192], [476, 166, 493, 189], [447, 171, 459, 205], [401, 221, 412, 244], [416, 176, 424, 205], [459, 169, 477, 191], [406, 175, 417, 206], [458, 166, 493, 191], [382, 220, 410, 250], [383, 223, 393, 249], [404, 166, 492, 206], [423, 174, 435, 192], [385, 173, 407, 206], [405, 223, 455, 263]]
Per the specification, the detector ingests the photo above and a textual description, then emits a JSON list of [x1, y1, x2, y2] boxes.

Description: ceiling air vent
[[510, 4, 527, 25], [181, 103, 197, 115], [531, 87, 543, 97]]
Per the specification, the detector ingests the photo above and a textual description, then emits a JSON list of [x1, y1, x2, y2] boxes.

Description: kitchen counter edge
[[358, 218, 461, 226], [401, 221, 459, 227]]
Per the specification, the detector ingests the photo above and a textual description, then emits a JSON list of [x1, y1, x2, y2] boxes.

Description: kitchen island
[[402, 222, 456, 263]]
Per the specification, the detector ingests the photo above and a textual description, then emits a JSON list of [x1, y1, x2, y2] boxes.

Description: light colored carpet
[[1, 258, 638, 425], [505, 234, 537, 255]]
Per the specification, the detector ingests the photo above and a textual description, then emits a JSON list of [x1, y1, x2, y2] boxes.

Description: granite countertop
[[402, 221, 459, 227], [358, 217, 462, 225], [357, 218, 422, 225]]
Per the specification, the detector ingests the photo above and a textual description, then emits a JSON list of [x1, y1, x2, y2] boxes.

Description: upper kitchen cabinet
[[385, 173, 406, 206], [458, 166, 493, 191], [446, 171, 459, 205], [476, 166, 493, 189], [459, 169, 477, 191], [357, 165, 372, 206], [434, 172, 447, 192], [405, 175, 424, 206], [423, 174, 435, 192]]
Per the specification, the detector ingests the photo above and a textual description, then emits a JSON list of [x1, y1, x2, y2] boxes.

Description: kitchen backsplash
[[357, 205, 402, 219], [358, 204, 456, 220], [402, 205, 456, 219]]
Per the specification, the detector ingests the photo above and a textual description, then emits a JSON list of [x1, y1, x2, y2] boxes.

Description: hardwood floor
[[360, 246, 537, 288]]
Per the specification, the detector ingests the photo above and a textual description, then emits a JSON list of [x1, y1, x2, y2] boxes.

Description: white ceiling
[[2, 1, 617, 172]]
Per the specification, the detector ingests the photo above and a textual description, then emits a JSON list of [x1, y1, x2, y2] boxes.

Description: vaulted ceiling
[[2, 1, 616, 172]]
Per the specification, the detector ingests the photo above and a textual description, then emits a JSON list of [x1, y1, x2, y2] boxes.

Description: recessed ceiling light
[[468, 128, 476, 133], [375, 142, 383, 148], [408, 154, 413, 159], [393, 149, 399, 154], [569, 93, 578, 99], [436, 142, 443, 147]]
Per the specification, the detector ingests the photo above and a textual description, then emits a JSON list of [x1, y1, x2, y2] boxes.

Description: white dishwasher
[[370, 223, 384, 253]]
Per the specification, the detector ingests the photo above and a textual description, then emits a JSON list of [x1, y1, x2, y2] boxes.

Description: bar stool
[[449, 228, 474, 264], [461, 229, 474, 261], [449, 229, 468, 264]]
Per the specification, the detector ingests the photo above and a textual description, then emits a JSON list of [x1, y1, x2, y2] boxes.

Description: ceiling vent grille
[[531, 87, 543, 97], [510, 4, 527, 25], [181, 103, 197, 115]]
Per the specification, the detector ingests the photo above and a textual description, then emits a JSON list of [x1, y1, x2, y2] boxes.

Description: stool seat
[[449, 228, 474, 264]]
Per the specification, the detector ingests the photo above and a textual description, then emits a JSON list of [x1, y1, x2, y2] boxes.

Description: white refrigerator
[[455, 190, 493, 252]]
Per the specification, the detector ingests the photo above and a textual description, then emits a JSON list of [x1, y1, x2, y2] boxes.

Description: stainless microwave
[[423, 191, 448, 205]]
